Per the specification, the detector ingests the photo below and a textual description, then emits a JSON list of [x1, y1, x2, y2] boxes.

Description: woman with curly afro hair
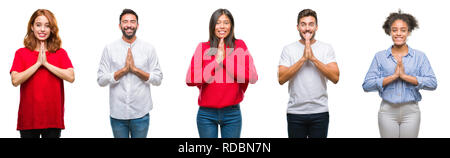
[[362, 10, 437, 138]]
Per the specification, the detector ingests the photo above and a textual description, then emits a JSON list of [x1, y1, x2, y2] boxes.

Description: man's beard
[[122, 27, 137, 40]]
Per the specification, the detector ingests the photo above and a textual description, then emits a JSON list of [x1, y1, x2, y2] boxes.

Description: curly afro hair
[[382, 10, 418, 35]]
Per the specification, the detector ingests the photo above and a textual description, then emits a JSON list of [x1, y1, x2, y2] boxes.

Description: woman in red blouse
[[10, 9, 74, 138], [186, 9, 258, 138]]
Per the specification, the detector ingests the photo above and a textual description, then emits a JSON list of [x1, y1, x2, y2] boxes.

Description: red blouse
[[186, 39, 258, 108], [10, 48, 73, 130]]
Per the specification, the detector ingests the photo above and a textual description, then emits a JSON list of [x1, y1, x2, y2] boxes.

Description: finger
[[40, 42, 45, 51], [219, 38, 225, 47]]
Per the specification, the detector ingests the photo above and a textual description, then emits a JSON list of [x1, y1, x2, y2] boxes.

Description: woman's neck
[[391, 44, 408, 56]]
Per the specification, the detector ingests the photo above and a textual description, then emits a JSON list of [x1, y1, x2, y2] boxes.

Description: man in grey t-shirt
[[278, 9, 340, 138]]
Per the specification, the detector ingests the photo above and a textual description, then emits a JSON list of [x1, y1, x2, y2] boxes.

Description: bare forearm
[[382, 75, 398, 87], [11, 63, 41, 86], [278, 58, 307, 85], [132, 67, 150, 81], [311, 59, 339, 84], [44, 63, 75, 83], [401, 74, 418, 86], [114, 67, 129, 81]]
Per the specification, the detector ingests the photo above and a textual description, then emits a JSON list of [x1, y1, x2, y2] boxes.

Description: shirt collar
[[121, 37, 138, 48], [385, 45, 414, 58]]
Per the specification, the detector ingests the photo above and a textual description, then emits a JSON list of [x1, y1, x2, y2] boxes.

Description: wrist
[[35, 61, 42, 67], [121, 67, 129, 74], [310, 56, 318, 62], [392, 73, 400, 79], [300, 57, 308, 62], [399, 73, 407, 79], [42, 62, 49, 68], [131, 66, 138, 73]]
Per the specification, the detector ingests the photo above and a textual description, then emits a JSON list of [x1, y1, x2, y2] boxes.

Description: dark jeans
[[287, 112, 329, 138], [197, 104, 242, 138], [20, 128, 62, 138]]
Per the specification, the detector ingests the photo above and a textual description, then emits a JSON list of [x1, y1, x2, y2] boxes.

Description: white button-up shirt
[[97, 38, 163, 120]]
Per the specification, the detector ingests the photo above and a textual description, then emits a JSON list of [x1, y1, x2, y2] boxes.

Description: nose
[[124, 21, 131, 28], [394, 30, 401, 36]]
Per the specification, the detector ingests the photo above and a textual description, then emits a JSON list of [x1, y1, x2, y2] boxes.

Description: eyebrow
[[122, 19, 137, 22]]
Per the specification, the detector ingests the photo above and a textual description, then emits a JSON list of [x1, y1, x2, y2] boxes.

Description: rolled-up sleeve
[[145, 47, 163, 86], [362, 56, 384, 92], [97, 46, 120, 87], [415, 55, 437, 90]]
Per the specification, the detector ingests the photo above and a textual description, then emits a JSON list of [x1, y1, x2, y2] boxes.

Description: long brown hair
[[24, 9, 61, 53], [207, 8, 236, 56]]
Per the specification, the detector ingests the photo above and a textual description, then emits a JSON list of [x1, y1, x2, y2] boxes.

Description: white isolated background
[[0, 0, 448, 138]]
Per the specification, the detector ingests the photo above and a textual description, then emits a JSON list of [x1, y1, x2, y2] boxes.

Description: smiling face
[[120, 13, 139, 40], [390, 19, 410, 46], [31, 15, 51, 41], [297, 16, 317, 41], [214, 14, 231, 39]]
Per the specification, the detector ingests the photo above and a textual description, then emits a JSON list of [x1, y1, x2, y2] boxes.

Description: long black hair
[[208, 8, 236, 56]]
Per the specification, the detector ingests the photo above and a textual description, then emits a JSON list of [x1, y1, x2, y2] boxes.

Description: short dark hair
[[297, 9, 317, 25], [120, 9, 138, 23], [382, 10, 418, 35]]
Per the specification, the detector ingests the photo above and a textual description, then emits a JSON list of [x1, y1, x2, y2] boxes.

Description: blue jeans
[[287, 112, 329, 138], [110, 113, 150, 138], [197, 104, 242, 138]]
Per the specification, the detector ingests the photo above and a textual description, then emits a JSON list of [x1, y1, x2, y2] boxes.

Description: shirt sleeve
[[10, 49, 24, 73], [57, 49, 74, 69], [145, 47, 163, 86], [97, 46, 119, 87], [415, 54, 437, 90], [362, 55, 385, 92], [278, 47, 291, 67], [325, 45, 337, 64]]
